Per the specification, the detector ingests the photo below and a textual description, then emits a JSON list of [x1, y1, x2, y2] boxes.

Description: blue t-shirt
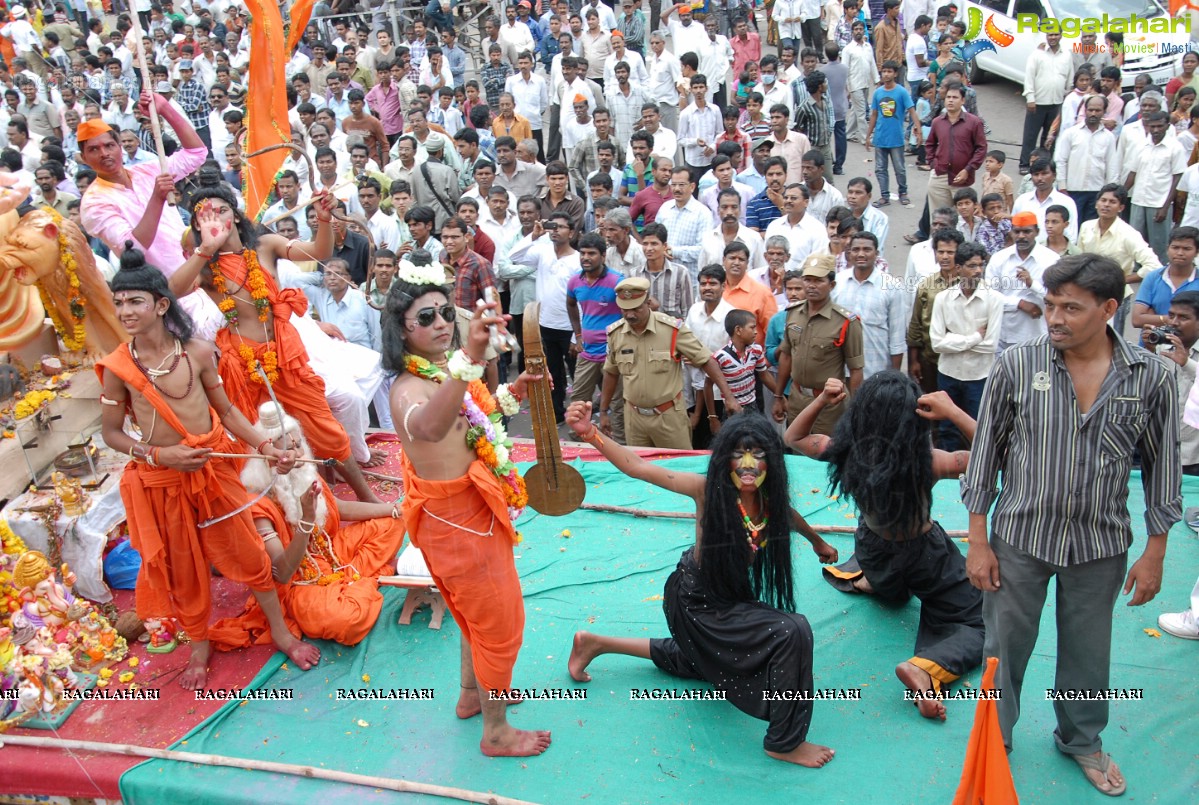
[[566, 268, 624, 362], [871, 84, 914, 149], [1135, 267, 1199, 315]]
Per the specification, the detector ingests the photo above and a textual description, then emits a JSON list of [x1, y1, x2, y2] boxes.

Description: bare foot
[[766, 741, 836, 767], [457, 686, 524, 718], [180, 640, 211, 690], [276, 634, 321, 670], [851, 576, 874, 594], [480, 726, 552, 757], [895, 661, 946, 721], [364, 448, 388, 468], [568, 631, 599, 682]]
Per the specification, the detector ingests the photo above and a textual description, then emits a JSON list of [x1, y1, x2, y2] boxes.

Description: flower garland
[[294, 525, 359, 587], [397, 261, 448, 287], [404, 353, 528, 527], [208, 250, 279, 384], [36, 209, 86, 351], [13, 389, 56, 419]]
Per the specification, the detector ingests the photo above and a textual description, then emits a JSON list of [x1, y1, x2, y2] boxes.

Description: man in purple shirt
[[567, 232, 626, 442], [365, 59, 404, 146]]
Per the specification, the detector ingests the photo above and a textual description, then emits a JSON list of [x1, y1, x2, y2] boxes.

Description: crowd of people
[[6, 0, 1188, 790]]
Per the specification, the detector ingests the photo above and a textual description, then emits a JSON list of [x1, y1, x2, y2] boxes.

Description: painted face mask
[[731, 448, 767, 489]]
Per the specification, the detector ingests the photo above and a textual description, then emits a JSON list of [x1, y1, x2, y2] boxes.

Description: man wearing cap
[[78, 94, 223, 339], [175, 59, 212, 152], [986, 210, 1057, 352], [602, 276, 742, 448], [603, 31, 647, 89], [410, 135, 462, 234], [772, 236, 863, 433], [2, 7, 42, 78]]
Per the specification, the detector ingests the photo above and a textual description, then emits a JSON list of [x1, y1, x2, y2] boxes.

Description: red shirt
[[629, 184, 672, 230], [924, 111, 988, 188]]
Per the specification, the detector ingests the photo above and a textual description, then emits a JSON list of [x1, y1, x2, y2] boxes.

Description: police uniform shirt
[[604, 312, 712, 408], [783, 300, 865, 393]]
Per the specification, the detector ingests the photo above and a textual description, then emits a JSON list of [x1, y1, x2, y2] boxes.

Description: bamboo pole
[[0, 735, 539, 805], [126, 12, 167, 171], [207, 452, 335, 467], [576, 503, 967, 537]]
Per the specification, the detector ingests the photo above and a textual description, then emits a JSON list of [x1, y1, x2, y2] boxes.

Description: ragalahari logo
[[956, 7, 1015, 62]]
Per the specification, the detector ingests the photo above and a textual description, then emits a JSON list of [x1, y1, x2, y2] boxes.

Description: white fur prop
[[241, 403, 329, 529]]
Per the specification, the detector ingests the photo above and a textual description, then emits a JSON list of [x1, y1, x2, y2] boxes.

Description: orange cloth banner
[[952, 656, 1020, 805], [286, 0, 318, 56]]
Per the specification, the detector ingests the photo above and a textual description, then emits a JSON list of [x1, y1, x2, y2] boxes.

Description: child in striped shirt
[[706, 309, 777, 424]]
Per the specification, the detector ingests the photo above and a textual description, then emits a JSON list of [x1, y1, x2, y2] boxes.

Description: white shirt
[[1022, 44, 1073, 105], [754, 79, 793, 115], [832, 266, 908, 378], [583, 0, 618, 31], [418, 58, 454, 90], [642, 125, 678, 163], [499, 21, 536, 64], [905, 33, 928, 82], [903, 240, 939, 301], [505, 72, 550, 130], [684, 298, 736, 395], [603, 50, 648, 88], [508, 233, 579, 331], [1127, 136, 1188, 208], [367, 208, 403, 251], [647, 50, 683, 106], [1054, 124, 1119, 192], [764, 213, 829, 269], [844, 40, 880, 93], [698, 226, 768, 273], [930, 286, 1005, 381], [1179, 164, 1199, 228], [677, 103, 723, 167], [697, 34, 734, 93], [773, 0, 804, 40], [1012, 189, 1079, 245], [984, 243, 1057, 346], [806, 182, 846, 226], [667, 18, 708, 58]]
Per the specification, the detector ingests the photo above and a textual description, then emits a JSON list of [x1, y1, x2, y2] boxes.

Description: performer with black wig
[[166, 185, 381, 504], [565, 405, 838, 768], [383, 260, 551, 757], [97, 245, 321, 690], [786, 373, 984, 720]]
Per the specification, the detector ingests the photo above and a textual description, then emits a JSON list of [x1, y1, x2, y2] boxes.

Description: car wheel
[[968, 58, 986, 86]]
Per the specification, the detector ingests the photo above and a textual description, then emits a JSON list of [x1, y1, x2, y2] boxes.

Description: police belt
[[629, 394, 680, 416]]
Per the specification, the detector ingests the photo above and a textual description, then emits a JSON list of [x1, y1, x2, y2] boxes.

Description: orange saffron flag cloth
[[285, 0, 318, 56], [208, 481, 406, 650], [96, 346, 275, 642], [399, 451, 524, 694], [952, 656, 1020, 805], [242, 0, 314, 220]]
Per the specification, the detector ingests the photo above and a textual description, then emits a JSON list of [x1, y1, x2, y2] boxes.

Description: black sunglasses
[[408, 304, 456, 327]]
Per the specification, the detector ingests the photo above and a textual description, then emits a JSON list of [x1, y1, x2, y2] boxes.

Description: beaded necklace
[[738, 497, 768, 553], [131, 338, 194, 400]]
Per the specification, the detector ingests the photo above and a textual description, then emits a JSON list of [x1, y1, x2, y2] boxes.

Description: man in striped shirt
[[963, 254, 1181, 798], [567, 233, 626, 442]]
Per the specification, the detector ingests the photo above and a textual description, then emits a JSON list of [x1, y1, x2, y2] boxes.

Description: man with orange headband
[[78, 93, 224, 339]]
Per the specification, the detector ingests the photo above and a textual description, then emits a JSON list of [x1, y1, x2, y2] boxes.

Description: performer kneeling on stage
[[383, 261, 551, 757], [208, 402, 407, 650], [566, 406, 838, 768], [98, 246, 321, 689]]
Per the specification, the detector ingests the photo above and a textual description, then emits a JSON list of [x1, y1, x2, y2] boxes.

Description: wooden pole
[[126, 12, 168, 172], [0, 734, 539, 805], [206, 452, 335, 467], [576, 503, 967, 537]]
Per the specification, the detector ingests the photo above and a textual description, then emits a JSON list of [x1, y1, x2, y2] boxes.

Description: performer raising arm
[[98, 246, 322, 690], [565, 405, 837, 768], [167, 187, 381, 504], [383, 262, 550, 757]]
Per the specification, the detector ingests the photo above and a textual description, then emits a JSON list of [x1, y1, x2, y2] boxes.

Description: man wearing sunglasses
[[208, 86, 235, 170]]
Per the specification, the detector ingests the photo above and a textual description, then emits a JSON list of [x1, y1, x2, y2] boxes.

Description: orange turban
[[77, 119, 114, 143], [1010, 212, 1039, 227], [573, 94, 587, 104]]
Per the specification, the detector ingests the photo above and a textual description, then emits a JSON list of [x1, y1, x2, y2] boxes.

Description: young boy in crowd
[[954, 187, 981, 240], [981, 149, 1014, 212], [707, 309, 777, 422], [975, 192, 1013, 256]]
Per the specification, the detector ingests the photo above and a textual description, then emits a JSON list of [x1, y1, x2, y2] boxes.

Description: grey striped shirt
[[961, 332, 1182, 566]]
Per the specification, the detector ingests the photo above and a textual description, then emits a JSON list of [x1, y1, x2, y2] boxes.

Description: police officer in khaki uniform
[[601, 277, 743, 449], [771, 254, 865, 436]]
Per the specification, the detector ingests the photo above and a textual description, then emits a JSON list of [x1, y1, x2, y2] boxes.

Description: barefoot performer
[[168, 186, 381, 504], [208, 403, 408, 650], [98, 246, 322, 689], [565, 406, 838, 768], [382, 261, 551, 757], [786, 374, 984, 721]]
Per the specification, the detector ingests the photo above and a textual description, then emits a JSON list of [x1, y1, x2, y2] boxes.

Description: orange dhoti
[[208, 483, 406, 649], [212, 251, 351, 461], [97, 346, 275, 643], [400, 453, 524, 693]]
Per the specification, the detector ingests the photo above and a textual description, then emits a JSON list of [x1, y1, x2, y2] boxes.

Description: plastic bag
[[103, 539, 141, 590]]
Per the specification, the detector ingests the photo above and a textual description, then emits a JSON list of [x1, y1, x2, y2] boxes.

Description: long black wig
[[822, 370, 935, 536], [110, 242, 195, 342], [700, 412, 796, 613]]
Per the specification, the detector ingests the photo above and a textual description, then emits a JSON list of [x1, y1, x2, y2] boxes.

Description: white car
[[961, 0, 1189, 89]]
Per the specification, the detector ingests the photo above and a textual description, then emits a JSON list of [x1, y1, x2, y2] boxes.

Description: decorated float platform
[[0, 432, 1195, 805]]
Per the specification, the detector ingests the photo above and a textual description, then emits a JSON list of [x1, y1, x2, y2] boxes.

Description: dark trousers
[[713, 84, 728, 113], [196, 124, 212, 154], [688, 398, 724, 449], [833, 118, 847, 173], [547, 104, 562, 162], [856, 522, 985, 688], [914, 197, 931, 239], [936, 371, 985, 452], [532, 128, 544, 160], [800, 18, 824, 53], [1067, 189, 1099, 224], [984, 537, 1128, 753], [1020, 103, 1059, 169], [540, 325, 575, 422]]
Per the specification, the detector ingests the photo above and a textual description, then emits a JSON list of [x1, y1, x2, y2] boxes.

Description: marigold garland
[[404, 354, 528, 526], [36, 208, 87, 351], [293, 523, 358, 586], [209, 250, 280, 384], [13, 389, 56, 419]]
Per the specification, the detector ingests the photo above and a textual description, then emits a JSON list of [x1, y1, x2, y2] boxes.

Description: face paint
[[730, 448, 768, 489]]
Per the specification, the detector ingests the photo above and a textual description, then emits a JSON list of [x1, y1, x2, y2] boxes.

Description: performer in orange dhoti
[[383, 260, 551, 757], [167, 186, 381, 503], [208, 403, 406, 649], [97, 247, 321, 689]]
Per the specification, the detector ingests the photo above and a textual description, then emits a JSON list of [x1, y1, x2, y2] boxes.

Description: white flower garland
[[494, 384, 521, 417], [446, 349, 485, 382], [397, 260, 447, 287]]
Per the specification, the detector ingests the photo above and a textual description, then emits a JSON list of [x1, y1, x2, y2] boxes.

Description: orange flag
[[285, 0, 318, 56], [241, 0, 316, 221], [952, 657, 1020, 805]]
